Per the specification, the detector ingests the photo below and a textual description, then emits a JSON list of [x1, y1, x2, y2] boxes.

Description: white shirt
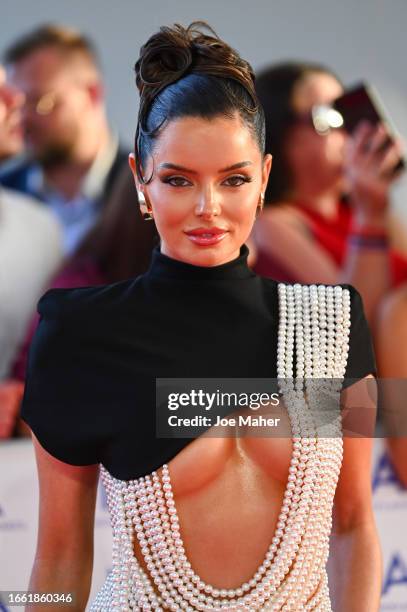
[[0, 188, 63, 380]]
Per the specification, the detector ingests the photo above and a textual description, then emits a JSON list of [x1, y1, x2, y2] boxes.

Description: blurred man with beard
[[0, 64, 63, 437], [0, 24, 127, 255]]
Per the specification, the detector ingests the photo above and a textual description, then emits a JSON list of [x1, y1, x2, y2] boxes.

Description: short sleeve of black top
[[340, 283, 377, 387], [20, 245, 376, 479]]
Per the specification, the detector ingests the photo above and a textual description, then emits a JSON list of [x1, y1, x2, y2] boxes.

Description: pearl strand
[[89, 283, 351, 611], [272, 285, 321, 610]]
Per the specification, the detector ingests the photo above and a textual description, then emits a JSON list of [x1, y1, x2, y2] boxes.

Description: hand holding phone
[[345, 121, 396, 214], [312, 82, 405, 174]]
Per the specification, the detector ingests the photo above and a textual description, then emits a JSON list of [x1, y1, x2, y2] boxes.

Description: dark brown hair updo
[[134, 21, 265, 182]]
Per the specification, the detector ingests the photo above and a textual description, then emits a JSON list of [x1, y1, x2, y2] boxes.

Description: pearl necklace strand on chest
[[89, 283, 351, 611]]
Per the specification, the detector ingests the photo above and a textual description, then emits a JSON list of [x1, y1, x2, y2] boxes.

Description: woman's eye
[[163, 176, 192, 187], [223, 175, 252, 187]]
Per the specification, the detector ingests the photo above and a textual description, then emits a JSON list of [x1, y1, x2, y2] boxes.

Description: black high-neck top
[[21, 244, 375, 480]]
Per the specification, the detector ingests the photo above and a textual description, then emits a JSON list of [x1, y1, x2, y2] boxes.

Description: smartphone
[[313, 82, 405, 173]]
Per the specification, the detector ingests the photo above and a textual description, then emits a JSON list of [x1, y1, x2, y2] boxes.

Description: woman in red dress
[[250, 62, 407, 327]]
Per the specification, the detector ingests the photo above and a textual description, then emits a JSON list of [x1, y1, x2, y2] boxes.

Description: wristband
[[348, 233, 389, 249]]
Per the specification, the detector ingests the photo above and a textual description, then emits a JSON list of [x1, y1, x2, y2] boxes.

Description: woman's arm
[[26, 433, 99, 612], [327, 375, 382, 612], [375, 284, 407, 487], [252, 205, 393, 327], [252, 206, 392, 327]]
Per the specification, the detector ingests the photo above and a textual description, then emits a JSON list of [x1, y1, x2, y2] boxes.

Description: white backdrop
[[0, 438, 406, 611]]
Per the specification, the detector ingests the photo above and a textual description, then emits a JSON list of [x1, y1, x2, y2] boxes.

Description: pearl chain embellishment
[[89, 283, 351, 611]]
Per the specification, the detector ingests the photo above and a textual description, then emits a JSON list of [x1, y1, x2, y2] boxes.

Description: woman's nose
[[195, 187, 221, 217]]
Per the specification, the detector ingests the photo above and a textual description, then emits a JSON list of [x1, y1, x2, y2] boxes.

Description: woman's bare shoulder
[[259, 201, 312, 232]]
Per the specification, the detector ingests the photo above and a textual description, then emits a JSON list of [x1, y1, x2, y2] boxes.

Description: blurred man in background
[[0, 24, 127, 255], [0, 63, 63, 438]]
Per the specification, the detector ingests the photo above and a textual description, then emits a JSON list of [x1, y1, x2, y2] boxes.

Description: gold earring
[[138, 190, 154, 221], [255, 193, 265, 218]]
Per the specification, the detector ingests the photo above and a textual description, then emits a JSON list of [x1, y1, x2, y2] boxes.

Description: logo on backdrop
[[372, 451, 404, 493], [382, 552, 407, 596], [0, 503, 25, 530], [0, 601, 9, 611]]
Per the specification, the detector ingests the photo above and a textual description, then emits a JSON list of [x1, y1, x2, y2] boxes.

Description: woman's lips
[[184, 230, 229, 246]]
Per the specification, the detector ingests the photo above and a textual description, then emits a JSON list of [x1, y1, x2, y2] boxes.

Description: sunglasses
[[293, 106, 344, 135]]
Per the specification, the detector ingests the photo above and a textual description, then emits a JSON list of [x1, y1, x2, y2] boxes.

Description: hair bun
[[135, 25, 194, 97], [135, 21, 256, 117]]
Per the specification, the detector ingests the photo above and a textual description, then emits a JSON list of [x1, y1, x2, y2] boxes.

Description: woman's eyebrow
[[158, 163, 197, 173], [157, 161, 253, 173], [219, 161, 253, 172]]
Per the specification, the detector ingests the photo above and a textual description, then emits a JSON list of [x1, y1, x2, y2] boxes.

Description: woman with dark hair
[[20, 24, 380, 611], [251, 61, 407, 326]]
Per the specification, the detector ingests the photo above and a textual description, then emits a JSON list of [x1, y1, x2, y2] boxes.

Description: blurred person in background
[[4, 164, 158, 438], [0, 27, 161, 439], [250, 62, 407, 327], [0, 24, 127, 256], [0, 63, 63, 438]]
